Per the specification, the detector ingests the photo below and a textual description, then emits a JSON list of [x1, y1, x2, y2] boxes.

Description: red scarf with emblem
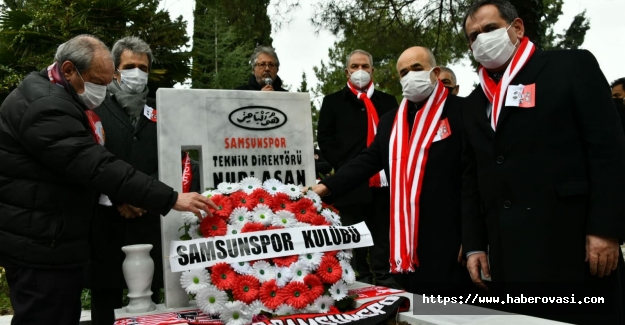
[[389, 81, 448, 272], [346, 80, 388, 187], [478, 37, 536, 130]]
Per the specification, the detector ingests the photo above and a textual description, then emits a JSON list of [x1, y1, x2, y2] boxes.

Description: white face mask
[[75, 68, 107, 109], [349, 69, 371, 89], [400, 69, 435, 103], [471, 25, 518, 69], [118, 68, 148, 94]]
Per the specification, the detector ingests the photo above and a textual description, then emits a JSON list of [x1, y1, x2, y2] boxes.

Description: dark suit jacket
[[317, 86, 397, 206], [462, 49, 625, 284], [322, 95, 468, 285]]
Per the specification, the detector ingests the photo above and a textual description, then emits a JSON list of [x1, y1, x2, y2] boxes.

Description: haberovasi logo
[[228, 106, 287, 130]]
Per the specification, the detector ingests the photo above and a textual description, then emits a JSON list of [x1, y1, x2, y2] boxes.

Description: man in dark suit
[[88, 36, 201, 325], [461, 1, 625, 323], [314, 47, 471, 294], [317, 49, 398, 287], [235, 45, 287, 92]]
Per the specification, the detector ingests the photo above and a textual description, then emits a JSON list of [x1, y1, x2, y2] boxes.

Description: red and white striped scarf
[[478, 36, 536, 130], [347, 80, 388, 187], [389, 81, 448, 272]]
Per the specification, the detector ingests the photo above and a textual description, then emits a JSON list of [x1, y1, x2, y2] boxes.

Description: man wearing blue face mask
[[314, 46, 471, 295], [461, 0, 625, 323], [0, 35, 216, 325]]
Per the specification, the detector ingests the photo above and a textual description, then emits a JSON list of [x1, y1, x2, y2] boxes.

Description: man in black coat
[[317, 49, 398, 287], [235, 45, 287, 92], [0, 35, 215, 325], [88, 36, 202, 325], [314, 47, 471, 295], [461, 1, 625, 323]]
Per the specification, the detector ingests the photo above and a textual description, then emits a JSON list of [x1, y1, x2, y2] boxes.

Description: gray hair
[[345, 50, 373, 69], [463, 0, 519, 41], [112, 36, 154, 70], [251, 45, 280, 69], [54, 34, 111, 73], [439, 66, 457, 84]]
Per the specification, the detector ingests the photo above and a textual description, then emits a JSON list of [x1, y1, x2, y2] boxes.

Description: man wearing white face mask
[[461, 0, 625, 323], [315, 47, 471, 295], [317, 49, 398, 287], [0, 35, 217, 325]]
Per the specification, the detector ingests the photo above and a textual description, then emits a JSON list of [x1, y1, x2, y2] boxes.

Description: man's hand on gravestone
[[586, 234, 619, 277], [173, 192, 218, 219]]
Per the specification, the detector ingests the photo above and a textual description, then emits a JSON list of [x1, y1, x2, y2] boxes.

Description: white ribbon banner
[[169, 222, 373, 272]]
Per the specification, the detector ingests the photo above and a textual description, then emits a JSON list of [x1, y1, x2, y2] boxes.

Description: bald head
[[396, 47, 438, 79]]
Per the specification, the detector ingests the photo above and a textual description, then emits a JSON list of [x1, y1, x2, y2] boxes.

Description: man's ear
[[61, 61, 76, 80], [432, 66, 441, 78], [344, 68, 350, 79], [512, 17, 525, 39], [370, 67, 375, 76], [454, 85, 460, 95]]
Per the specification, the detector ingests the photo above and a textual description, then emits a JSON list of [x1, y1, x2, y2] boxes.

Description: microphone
[[264, 77, 273, 86]]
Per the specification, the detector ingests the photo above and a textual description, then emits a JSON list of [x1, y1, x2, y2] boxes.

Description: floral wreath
[[179, 177, 355, 325]]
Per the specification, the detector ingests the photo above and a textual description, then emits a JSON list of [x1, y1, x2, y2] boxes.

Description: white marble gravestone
[[156, 89, 314, 308]]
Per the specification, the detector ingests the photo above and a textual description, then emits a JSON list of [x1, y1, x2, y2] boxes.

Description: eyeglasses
[[255, 62, 277, 69]]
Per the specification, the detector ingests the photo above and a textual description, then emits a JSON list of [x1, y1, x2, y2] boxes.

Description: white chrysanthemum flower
[[294, 221, 312, 228], [274, 303, 295, 316], [337, 250, 353, 261], [262, 179, 283, 196], [217, 182, 240, 194], [181, 211, 199, 225], [289, 261, 310, 282], [201, 190, 219, 198], [219, 301, 252, 325], [279, 184, 302, 199], [226, 223, 243, 236], [248, 300, 268, 315], [304, 191, 323, 211], [251, 204, 274, 226], [231, 261, 254, 275], [188, 224, 203, 239], [305, 304, 320, 314], [252, 260, 276, 283], [313, 295, 335, 313], [180, 269, 211, 294], [298, 252, 323, 271], [275, 266, 293, 287], [339, 260, 356, 284], [329, 280, 348, 301], [321, 209, 341, 226], [272, 210, 297, 228], [196, 285, 228, 315], [240, 177, 262, 194], [229, 207, 250, 226]]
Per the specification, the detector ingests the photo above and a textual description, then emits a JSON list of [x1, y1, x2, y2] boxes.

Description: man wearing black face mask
[[317, 49, 398, 288], [0, 35, 216, 325], [314, 47, 471, 295], [461, 0, 625, 323]]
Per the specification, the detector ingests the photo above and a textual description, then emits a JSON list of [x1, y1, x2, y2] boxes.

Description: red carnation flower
[[210, 263, 237, 290], [241, 222, 266, 233], [303, 274, 324, 300], [260, 279, 284, 310], [229, 191, 255, 210], [272, 193, 292, 210], [280, 281, 312, 309], [325, 251, 338, 258], [308, 214, 327, 226], [232, 275, 260, 304], [249, 188, 274, 208], [272, 255, 299, 268], [209, 195, 233, 219], [316, 255, 343, 283], [199, 216, 228, 237], [288, 200, 317, 223]]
